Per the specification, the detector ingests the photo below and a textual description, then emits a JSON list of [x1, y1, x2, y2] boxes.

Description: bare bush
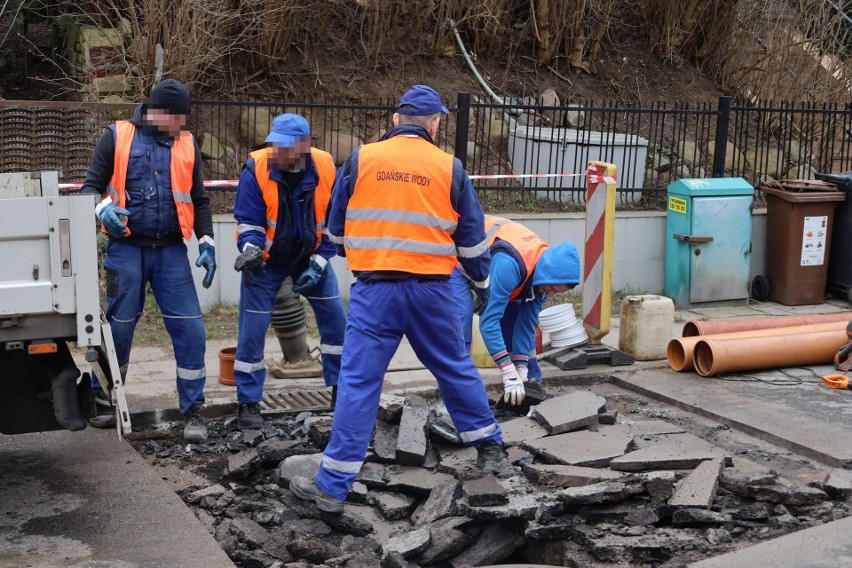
[[79, 0, 256, 95], [715, 0, 852, 103]]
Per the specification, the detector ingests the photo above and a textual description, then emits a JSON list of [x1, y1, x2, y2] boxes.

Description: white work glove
[[516, 365, 529, 382], [500, 362, 526, 406]]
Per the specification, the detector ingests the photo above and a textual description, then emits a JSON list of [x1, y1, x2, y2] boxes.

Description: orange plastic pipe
[[682, 312, 851, 337], [667, 321, 849, 372], [693, 328, 849, 377]]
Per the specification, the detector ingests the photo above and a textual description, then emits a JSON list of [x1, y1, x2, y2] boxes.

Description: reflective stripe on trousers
[[316, 278, 501, 501]]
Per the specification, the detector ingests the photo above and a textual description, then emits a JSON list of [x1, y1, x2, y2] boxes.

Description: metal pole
[[455, 92, 471, 169], [713, 96, 731, 178]]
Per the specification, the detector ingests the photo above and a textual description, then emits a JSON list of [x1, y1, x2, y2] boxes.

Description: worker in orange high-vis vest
[[231, 114, 346, 431], [81, 79, 215, 444], [288, 85, 501, 514], [451, 216, 580, 405]]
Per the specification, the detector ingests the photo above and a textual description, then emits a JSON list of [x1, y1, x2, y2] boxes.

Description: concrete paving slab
[[523, 425, 634, 467], [522, 463, 623, 487], [0, 429, 235, 568], [669, 457, 724, 509], [610, 432, 727, 471], [500, 416, 549, 445], [623, 419, 687, 436], [611, 367, 852, 467], [530, 391, 607, 434], [690, 513, 852, 567]]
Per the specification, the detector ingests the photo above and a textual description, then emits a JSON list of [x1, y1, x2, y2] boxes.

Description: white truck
[[0, 171, 129, 437]]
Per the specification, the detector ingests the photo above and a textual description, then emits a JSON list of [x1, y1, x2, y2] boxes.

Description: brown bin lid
[[760, 186, 846, 203]]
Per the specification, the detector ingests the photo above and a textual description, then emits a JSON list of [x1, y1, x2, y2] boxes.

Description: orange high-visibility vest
[[243, 147, 329, 255], [106, 120, 195, 240], [344, 135, 458, 274], [485, 215, 549, 300], [311, 147, 336, 233]]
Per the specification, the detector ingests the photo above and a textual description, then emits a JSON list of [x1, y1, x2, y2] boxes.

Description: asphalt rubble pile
[[131, 385, 852, 568]]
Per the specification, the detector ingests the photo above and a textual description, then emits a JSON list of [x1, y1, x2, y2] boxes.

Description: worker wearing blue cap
[[231, 114, 346, 429], [289, 85, 502, 514]]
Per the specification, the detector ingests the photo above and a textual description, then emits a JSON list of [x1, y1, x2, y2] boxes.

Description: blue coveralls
[[450, 253, 545, 381], [85, 114, 209, 414], [317, 124, 501, 501], [232, 153, 346, 402]]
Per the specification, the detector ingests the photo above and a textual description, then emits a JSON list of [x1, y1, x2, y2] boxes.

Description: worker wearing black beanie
[[80, 74, 215, 444], [147, 78, 191, 117]]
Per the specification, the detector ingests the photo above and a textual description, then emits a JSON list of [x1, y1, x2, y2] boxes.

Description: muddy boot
[[238, 402, 264, 430], [88, 389, 116, 429], [476, 440, 504, 474], [289, 476, 344, 514], [183, 402, 208, 443]]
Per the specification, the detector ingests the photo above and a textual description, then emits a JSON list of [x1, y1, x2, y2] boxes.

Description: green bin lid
[[667, 177, 754, 197]]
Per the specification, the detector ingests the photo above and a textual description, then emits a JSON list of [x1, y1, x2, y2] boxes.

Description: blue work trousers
[[95, 241, 206, 414], [234, 263, 345, 403], [449, 270, 542, 381], [316, 278, 502, 501]]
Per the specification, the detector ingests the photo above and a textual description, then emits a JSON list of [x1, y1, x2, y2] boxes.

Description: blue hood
[[531, 242, 581, 286]]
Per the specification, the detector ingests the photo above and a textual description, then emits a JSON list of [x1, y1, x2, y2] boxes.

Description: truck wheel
[[751, 275, 770, 302]]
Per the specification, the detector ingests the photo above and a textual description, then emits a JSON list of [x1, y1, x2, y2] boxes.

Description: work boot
[[88, 389, 116, 429], [476, 440, 504, 474], [289, 475, 344, 514], [183, 401, 208, 444], [238, 402, 264, 430]]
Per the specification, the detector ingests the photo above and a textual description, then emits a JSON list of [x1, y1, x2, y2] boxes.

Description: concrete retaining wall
[[193, 210, 768, 310]]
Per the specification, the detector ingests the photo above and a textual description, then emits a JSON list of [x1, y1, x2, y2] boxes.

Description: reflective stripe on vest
[[244, 147, 328, 255], [108, 121, 195, 240], [484, 215, 549, 300], [345, 136, 457, 274], [311, 147, 336, 232]]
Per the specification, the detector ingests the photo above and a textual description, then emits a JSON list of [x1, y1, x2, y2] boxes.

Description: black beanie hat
[[148, 79, 191, 116]]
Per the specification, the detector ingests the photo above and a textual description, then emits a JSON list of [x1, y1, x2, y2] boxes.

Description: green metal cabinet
[[664, 178, 754, 308]]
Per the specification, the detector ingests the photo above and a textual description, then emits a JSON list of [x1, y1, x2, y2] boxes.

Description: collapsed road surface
[[121, 381, 852, 567]]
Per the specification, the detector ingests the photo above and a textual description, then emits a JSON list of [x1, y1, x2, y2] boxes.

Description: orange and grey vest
[[485, 215, 549, 300], [311, 148, 336, 233], [244, 147, 334, 255], [344, 135, 458, 274], [106, 120, 195, 240]]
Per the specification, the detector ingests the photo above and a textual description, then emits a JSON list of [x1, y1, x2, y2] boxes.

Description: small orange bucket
[[218, 347, 237, 386]]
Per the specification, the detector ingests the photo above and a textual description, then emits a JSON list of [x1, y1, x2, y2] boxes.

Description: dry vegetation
[[27, 0, 848, 103]]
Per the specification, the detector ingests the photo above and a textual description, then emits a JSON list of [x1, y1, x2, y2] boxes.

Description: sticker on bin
[[800, 215, 828, 266], [668, 196, 688, 214]]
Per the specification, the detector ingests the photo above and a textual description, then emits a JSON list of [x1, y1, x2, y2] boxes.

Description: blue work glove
[[234, 243, 266, 276], [195, 238, 216, 288], [96, 197, 129, 238], [293, 255, 328, 294], [473, 285, 490, 315]]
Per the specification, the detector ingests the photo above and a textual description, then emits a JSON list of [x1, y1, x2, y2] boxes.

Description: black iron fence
[[1, 95, 850, 211]]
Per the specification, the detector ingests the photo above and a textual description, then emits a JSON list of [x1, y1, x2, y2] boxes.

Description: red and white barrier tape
[[57, 172, 617, 191]]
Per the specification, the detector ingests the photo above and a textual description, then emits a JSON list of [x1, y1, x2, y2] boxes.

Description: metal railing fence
[[1, 95, 850, 211]]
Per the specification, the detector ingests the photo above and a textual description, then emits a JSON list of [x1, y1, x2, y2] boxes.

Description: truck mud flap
[[51, 366, 88, 431]]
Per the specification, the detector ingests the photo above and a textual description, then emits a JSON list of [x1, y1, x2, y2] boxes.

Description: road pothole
[[127, 382, 852, 568]]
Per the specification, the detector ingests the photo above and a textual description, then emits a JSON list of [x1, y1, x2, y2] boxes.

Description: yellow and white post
[[582, 161, 617, 344]]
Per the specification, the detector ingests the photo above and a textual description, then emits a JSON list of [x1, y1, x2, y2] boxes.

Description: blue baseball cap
[[265, 114, 310, 147], [398, 85, 449, 116]]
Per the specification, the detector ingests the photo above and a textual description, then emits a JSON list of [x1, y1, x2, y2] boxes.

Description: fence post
[[455, 92, 471, 168], [713, 96, 731, 178]]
